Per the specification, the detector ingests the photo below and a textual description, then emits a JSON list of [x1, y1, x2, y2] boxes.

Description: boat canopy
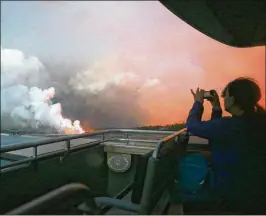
[[159, 0, 266, 47]]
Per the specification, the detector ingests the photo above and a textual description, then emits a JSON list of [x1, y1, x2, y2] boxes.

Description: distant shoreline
[[1, 123, 186, 136]]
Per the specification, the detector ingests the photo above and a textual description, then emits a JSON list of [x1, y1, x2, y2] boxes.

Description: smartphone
[[203, 90, 215, 99]]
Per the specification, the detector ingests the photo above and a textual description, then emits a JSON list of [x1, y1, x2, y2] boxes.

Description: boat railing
[[153, 128, 187, 158], [0, 128, 187, 171]]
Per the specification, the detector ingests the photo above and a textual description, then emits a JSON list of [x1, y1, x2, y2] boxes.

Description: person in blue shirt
[[169, 77, 266, 214]]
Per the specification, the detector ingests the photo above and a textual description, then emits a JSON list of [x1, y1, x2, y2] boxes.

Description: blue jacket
[[186, 101, 266, 208]]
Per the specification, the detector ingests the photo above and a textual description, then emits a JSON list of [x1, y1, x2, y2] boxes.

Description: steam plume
[[1, 47, 150, 133], [1, 47, 84, 133]]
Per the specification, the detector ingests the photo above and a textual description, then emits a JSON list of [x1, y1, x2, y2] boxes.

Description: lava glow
[[61, 119, 84, 134], [84, 128, 95, 133]]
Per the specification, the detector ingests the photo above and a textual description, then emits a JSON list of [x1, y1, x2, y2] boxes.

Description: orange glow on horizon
[[139, 45, 265, 126], [84, 128, 95, 133]]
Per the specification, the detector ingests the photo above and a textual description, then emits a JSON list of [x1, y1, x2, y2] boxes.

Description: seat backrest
[[139, 155, 176, 214], [137, 130, 189, 214], [139, 132, 189, 214], [130, 133, 207, 206], [131, 151, 153, 204], [6, 183, 96, 215]]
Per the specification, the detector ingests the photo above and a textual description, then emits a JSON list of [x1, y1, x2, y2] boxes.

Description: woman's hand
[[191, 88, 205, 103], [207, 90, 221, 110]]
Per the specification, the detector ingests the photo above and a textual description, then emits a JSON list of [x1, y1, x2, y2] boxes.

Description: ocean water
[[1, 134, 45, 146]]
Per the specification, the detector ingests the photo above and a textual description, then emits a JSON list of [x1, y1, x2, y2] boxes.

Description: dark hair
[[222, 78, 265, 143], [222, 77, 265, 115]]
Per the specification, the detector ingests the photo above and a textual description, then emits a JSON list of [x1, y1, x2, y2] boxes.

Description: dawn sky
[[1, 1, 265, 126]]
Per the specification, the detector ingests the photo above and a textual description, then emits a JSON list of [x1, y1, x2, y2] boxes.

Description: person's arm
[[208, 90, 222, 120], [211, 107, 222, 119], [189, 100, 204, 121], [186, 101, 231, 140]]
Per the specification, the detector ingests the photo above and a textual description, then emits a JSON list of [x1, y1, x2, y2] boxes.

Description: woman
[[170, 77, 266, 214]]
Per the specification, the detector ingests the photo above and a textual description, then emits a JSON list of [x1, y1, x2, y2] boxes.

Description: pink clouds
[[17, 2, 266, 125], [72, 1, 265, 125]]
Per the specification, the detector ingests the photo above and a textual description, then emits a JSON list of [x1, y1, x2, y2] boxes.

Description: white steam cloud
[[68, 56, 161, 94], [1, 46, 84, 134], [70, 61, 138, 93], [1, 46, 162, 132], [1, 46, 44, 88]]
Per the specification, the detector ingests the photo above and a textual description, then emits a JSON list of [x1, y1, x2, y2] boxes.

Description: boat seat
[[84, 152, 177, 214], [131, 151, 153, 204], [138, 152, 177, 214], [105, 191, 137, 215], [135, 132, 189, 214], [77, 150, 152, 214], [90, 132, 189, 214], [130, 132, 190, 210], [5, 183, 97, 215]]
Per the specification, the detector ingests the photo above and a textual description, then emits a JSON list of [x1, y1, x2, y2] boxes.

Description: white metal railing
[[0, 128, 188, 171]]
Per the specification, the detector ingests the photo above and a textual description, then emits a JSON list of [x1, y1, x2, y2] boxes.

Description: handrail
[[107, 138, 159, 144], [0, 129, 174, 153], [5, 183, 96, 215], [0, 140, 103, 170], [152, 128, 187, 159], [0, 128, 187, 171]]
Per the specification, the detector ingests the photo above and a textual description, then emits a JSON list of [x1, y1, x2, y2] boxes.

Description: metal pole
[[65, 140, 71, 152], [32, 146, 38, 169], [33, 146, 38, 158], [126, 133, 129, 145]]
